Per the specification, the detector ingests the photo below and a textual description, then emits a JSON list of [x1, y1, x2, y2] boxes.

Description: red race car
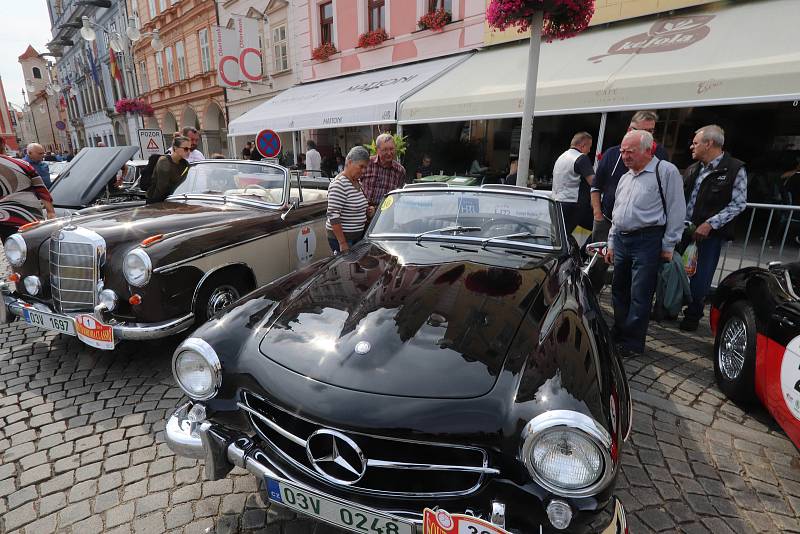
[[711, 261, 800, 449]]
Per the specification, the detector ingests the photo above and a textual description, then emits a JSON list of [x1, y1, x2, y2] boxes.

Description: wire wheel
[[718, 317, 747, 380]]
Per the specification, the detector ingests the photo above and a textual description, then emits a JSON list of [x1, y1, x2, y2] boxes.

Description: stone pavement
[[0, 301, 798, 533]]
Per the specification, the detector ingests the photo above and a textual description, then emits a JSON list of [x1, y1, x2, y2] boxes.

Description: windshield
[[369, 190, 561, 249], [171, 162, 287, 204]]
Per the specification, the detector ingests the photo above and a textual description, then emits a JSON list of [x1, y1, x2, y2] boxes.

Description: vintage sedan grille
[[240, 391, 495, 498], [50, 228, 103, 313]]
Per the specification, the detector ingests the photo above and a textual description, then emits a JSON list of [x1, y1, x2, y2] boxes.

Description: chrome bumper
[[1, 287, 195, 341], [165, 403, 628, 534]]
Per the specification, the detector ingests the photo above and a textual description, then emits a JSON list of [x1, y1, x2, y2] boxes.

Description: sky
[[0, 0, 56, 108]]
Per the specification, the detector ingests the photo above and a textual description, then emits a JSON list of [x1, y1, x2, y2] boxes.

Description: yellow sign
[[381, 195, 394, 210]]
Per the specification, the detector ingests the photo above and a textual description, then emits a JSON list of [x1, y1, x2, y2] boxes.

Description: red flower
[[418, 9, 452, 32], [115, 98, 154, 116], [311, 42, 338, 61], [486, 0, 595, 41], [357, 29, 389, 48]]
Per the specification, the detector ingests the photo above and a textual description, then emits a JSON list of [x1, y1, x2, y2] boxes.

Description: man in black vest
[[681, 125, 747, 331]]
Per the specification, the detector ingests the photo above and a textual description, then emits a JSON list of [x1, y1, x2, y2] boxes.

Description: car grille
[[50, 228, 103, 313], [239, 391, 496, 498]]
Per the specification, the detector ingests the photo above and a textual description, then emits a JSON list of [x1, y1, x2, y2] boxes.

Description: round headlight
[[530, 429, 603, 489], [123, 248, 152, 287], [520, 410, 611, 497], [5, 234, 26, 267], [23, 275, 41, 295], [172, 338, 221, 400], [99, 289, 118, 311]]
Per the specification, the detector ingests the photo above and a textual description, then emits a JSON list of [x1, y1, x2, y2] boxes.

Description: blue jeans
[[685, 234, 723, 320], [612, 228, 663, 353]]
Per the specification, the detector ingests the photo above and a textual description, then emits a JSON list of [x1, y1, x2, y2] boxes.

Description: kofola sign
[[589, 15, 714, 63]]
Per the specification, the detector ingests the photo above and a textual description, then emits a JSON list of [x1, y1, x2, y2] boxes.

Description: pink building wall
[[296, 0, 486, 82]]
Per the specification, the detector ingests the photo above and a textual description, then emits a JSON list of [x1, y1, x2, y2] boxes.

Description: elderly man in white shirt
[[604, 130, 686, 357]]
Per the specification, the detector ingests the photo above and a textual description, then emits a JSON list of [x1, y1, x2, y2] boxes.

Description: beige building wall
[[484, 0, 718, 45]]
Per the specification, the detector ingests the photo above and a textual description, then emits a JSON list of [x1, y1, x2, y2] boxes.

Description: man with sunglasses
[[147, 136, 191, 204], [588, 111, 670, 290]]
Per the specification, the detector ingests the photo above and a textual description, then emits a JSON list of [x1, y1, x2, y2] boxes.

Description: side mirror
[[280, 198, 301, 221]]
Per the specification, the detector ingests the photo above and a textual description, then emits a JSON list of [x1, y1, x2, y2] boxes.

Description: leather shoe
[[679, 316, 700, 332]]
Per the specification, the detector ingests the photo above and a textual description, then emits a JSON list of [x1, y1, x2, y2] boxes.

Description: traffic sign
[[138, 129, 165, 159], [256, 129, 281, 158]]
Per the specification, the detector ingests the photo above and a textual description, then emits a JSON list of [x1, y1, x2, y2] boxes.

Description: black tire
[[713, 300, 757, 404], [193, 273, 250, 324]]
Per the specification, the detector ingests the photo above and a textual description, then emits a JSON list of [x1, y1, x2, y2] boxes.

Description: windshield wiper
[[415, 225, 481, 245], [480, 232, 551, 249]]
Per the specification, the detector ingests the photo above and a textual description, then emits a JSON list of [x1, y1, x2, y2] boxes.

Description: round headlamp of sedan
[[123, 248, 152, 287], [520, 410, 612, 497], [172, 338, 221, 400], [98, 289, 118, 311], [23, 276, 41, 295], [5, 234, 26, 267]]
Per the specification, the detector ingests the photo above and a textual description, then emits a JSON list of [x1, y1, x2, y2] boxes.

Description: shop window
[[428, 0, 452, 14], [272, 26, 289, 72], [320, 2, 333, 44], [368, 0, 385, 31]]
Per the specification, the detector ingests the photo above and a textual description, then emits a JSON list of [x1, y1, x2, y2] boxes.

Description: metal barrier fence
[[715, 202, 800, 284]]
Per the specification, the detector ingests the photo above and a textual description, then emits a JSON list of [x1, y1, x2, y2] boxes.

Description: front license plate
[[266, 477, 414, 534], [22, 308, 76, 335]]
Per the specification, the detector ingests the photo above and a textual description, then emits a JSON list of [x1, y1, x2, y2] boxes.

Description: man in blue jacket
[[23, 143, 51, 188], [588, 111, 669, 290]]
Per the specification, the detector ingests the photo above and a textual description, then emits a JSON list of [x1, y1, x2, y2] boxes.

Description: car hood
[[258, 241, 556, 399], [49, 146, 139, 208]]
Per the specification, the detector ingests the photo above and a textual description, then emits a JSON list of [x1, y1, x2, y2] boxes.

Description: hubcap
[[206, 285, 240, 317], [719, 317, 747, 380]]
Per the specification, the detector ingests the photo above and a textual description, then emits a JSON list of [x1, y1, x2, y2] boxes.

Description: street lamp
[[81, 16, 163, 52]]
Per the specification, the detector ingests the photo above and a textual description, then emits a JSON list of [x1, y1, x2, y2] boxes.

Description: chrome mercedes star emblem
[[354, 341, 371, 354], [306, 429, 367, 485]]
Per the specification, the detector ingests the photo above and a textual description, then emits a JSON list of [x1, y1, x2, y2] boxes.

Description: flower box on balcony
[[311, 42, 338, 61]]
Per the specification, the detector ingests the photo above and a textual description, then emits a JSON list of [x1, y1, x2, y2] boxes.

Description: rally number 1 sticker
[[423, 508, 510, 534], [296, 226, 317, 264]]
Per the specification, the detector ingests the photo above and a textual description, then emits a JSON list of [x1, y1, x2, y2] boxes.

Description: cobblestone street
[[0, 300, 799, 533]]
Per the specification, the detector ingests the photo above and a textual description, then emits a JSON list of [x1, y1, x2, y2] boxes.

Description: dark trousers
[[562, 202, 579, 235], [612, 228, 663, 353], [685, 234, 724, 320]]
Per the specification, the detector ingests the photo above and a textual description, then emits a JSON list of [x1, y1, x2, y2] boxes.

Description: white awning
[[399, 0, 800, 124], [228, 55, 467, 136]]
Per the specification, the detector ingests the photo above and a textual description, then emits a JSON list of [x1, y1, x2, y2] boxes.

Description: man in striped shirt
[[361, 133, 407, 207], [327, 146, 372, 253]]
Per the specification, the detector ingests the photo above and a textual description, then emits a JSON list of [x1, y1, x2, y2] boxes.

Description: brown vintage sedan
[[0, 160, 330, 350]]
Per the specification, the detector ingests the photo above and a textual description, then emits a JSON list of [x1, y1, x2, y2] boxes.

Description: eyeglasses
[[631, 126, 656, 134]]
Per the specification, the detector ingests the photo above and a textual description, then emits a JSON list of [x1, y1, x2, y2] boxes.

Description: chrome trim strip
[[369, 233, 559, 252], [366, 459, 499, 475], [236, 402, 307, 447], [154, 233, 274, 274]]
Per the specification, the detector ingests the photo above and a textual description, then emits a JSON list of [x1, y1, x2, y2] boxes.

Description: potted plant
[[357, 28, 389, 48], [418, 8, 452, 32], [311, 42, 338, 61], [487, 0, 594, 40], [114, 98, 155, 116]]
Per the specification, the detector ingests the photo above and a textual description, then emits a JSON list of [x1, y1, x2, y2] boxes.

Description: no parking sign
[[256, 129, 281, 158]]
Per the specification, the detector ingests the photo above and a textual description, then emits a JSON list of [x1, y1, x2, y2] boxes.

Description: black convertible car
[[165, 184, 630, 533]]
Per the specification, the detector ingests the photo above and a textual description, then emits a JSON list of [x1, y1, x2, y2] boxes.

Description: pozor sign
[[214, 15, 263, 88]]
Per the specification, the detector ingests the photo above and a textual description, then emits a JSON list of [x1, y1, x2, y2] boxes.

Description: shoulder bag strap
[[655, 160, 667, 217]]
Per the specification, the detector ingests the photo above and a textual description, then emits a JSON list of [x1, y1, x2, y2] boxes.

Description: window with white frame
[[199, 29, 211, 72], [165, 46, 175, 83], [368, 0, 385, 31], [428, 0, 452, 13], [176, 40, 187, 80], [272, 25, 288, 72], [138, 60, 149, 93], [159, 0, 167, 11], [148, 0, 156, 19], [155, 52, 164, 86]]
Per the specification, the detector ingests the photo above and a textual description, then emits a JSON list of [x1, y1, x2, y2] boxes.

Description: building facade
[[129, 0, 227, 155], [17, 46, 68, 153], [0, 77, 20, 153]]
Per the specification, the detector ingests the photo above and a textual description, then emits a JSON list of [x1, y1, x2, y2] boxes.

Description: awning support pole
[[516, 10, 544, 187], [292, 131, 298, 165], [231, 136, 238, 159], [397, 124, 403, 137], [595, 112, 608, 171]]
